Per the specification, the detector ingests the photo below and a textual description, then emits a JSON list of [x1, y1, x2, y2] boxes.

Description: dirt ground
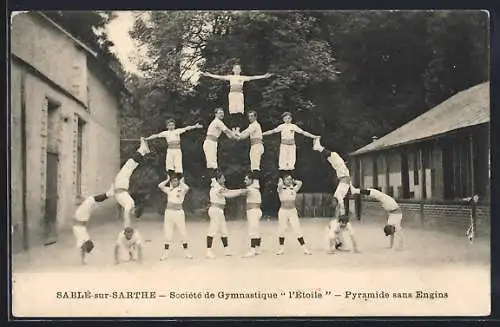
[[11, 213, 490, 317]]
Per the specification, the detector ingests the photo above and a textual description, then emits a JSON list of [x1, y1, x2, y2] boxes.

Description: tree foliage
[[43, 11, 125, 77], [125, 10, 489, 214]]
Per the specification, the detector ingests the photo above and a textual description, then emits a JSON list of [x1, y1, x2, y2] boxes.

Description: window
[[46, 98, 61, 153], [373, 156, 379, 188], [413, 151, 419, 185], [358, 158, 364, 188], [488, 147, 491, 179], [443, 135, 473, 199], [76, 117, 86, 198], [422, 147, 431, 199], [397, 186, 403, 198], [400, 151, 410, 199], [362, 157, 374, 188]]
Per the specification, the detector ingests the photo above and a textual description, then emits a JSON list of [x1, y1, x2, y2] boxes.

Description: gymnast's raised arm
[[262, 125, 282, 136], [200, 71, 231, 81], [242, 72, 273, 81]]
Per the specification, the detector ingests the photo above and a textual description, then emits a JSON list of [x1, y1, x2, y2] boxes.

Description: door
[[44, 151, 58, 245], [442, 139, 453, 199], [400, 151, 410, 199]]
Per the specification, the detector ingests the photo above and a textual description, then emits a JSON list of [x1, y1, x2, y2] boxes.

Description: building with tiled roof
[[348, 82, 490, 238], [350, 82, 490, 201]]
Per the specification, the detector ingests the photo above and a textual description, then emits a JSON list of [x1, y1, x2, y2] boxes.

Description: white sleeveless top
[[206, 118, 228, 139], [367, 188, 399, 212]]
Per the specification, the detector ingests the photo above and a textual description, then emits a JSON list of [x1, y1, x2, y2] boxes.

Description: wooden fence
[[352, 197, 489, 237], [126, 190, 489, 238], [136, 192, 336, 220]]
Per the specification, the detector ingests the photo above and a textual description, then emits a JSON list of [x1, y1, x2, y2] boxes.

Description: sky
[[106, 11, 201, 84], [106, 11, 140, 74]]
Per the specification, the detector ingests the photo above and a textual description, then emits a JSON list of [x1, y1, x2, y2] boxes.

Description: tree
[[127, 10, 489, 215], [422, 11, 489, 109]]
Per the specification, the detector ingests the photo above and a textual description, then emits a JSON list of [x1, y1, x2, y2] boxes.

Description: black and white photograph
[[9, 10, 490, 317]]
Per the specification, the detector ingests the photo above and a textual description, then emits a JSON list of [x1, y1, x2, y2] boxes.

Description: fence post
[[472, 199, 477, 238], [356, 195, 361, 220], [344, 195, 350, 217], [302, 193, 306, 217], [419, 201, 424, 229]]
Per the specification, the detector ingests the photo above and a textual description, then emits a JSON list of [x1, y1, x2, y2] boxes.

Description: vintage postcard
[[10, 10, 490, 317]]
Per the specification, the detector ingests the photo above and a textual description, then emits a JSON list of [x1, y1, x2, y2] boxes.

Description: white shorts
[[166, 149, 183, 173], [228, 92, 244, 114], [203, 139, 218, 169], [207, 207, 228, 237], [279, 144, 296, 170], [334, 181, 350, 210], [164, 209, 187, 242], [250, 144, 264, 171], [334, 180, 350, 200], [278, 208, 302, 237], [114, 159, 139, 190], [73, 225, 90, 249], [115, 191, 135, 211], [387, 212, 403, 231], [247, 208, 262, 238]]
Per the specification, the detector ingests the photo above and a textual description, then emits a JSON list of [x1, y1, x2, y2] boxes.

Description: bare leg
[[337, 201, 346, 217], [80, 247, 87, 265], [394, 230, 404, 251], [115, 192, 135, 228], [332, 198, 340, 219], [327, 237, 336, 254], [124, 208, 132, 229]]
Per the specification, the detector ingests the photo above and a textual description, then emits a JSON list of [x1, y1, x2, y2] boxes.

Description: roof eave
[[350, 121, 490, 157], [35, 12, 130, 97], [35, 12, 98, 58]]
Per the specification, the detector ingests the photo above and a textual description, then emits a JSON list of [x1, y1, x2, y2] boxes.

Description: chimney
[[371, 136, 378, 142]]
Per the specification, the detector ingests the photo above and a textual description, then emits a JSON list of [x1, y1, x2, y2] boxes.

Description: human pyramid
[[72, 64, 404, 265]]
